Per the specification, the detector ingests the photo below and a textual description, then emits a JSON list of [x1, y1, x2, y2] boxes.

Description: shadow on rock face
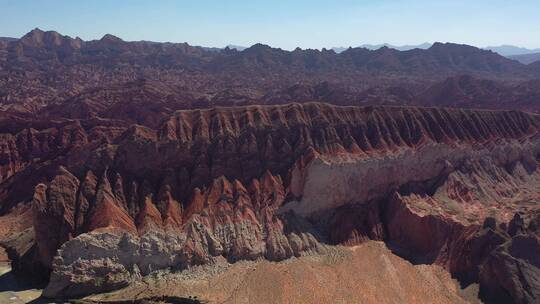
[[0, 263, 44, 304], [0, 260, 47, 291]]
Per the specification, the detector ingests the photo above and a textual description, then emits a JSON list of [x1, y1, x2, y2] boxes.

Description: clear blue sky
[[1, 0, 539, 49]]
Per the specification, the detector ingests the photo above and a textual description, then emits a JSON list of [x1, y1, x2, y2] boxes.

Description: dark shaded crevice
[[397, 174, 445, 197], [2, 242, 49, 288]]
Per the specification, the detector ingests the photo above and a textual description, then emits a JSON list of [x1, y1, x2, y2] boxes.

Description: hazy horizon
[[1, 0, 540, 50]]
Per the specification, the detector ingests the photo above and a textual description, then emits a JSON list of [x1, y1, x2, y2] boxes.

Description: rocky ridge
[[0, 103, 538, 302], [2, 29, 540, 118]]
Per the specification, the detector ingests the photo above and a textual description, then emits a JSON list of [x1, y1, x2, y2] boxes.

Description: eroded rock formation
[[2, 28, 540, 119], [0, 103, 538, 302]]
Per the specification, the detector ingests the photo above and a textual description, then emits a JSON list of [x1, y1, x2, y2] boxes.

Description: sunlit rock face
[[0, 103, 539, 301]]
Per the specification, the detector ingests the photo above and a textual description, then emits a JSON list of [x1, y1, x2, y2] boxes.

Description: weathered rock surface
[[2, 28, 540, 303], [479, 235, 540, 304], [0, 103, 538, 302], [2, 29, 540, 118], [32, 166, 80, 268], [476, 211, 540, 304]]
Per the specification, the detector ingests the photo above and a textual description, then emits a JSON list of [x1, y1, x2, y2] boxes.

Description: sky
[[1, 0, 539, 50]]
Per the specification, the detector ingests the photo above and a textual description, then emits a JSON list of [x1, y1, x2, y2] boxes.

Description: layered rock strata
[[0, 103, 538, 302]]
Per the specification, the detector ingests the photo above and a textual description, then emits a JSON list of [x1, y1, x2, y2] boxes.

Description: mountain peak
[[429, 42, 479, 51], [242, 43, 277, 54], [20, 28, 69, 47], [27, 27, 45, 35], [100, 34, 123, 43], [21, 28, 45, 41], [247, 43, 272, 50], [430, 42, 447, 48]]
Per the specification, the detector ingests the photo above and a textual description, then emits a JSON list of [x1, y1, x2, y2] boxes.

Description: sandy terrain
[[86, 241, 479, 304]]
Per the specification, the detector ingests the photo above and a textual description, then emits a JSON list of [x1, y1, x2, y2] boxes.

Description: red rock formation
[[2, 29, 540, 118], [87, 170, 137, 234], [32, 166, 80, 267], [0, 102, 538, 302], [2, 29, 540, 302]]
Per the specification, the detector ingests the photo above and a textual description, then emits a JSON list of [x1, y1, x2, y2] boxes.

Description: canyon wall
[[0, 103, 539, 302]]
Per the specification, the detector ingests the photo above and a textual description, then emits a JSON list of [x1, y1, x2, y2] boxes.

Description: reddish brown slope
[[0, 103, 538, 302], [2, 29, 539, 116]]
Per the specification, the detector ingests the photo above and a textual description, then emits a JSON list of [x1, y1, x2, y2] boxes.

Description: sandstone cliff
[[0, 103, 538, 302]]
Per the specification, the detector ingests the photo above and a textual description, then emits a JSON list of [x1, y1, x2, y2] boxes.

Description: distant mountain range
[[226, 43, 540, 64], [2, 29, 540, 304], [332, 44, 540, 64], [2, 31, 540, 64], [484, 45, 540, 56], [508, 53, 540, 64], [332, 43, 432, 53], [333, 44, 540, 58], [1, 28, 540, 117], [222, 43, 432, 54]]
